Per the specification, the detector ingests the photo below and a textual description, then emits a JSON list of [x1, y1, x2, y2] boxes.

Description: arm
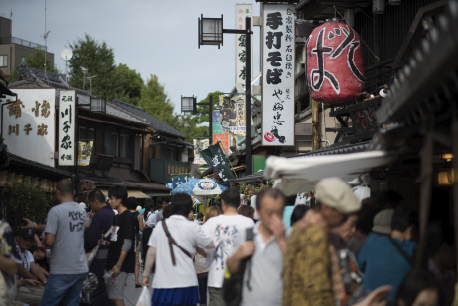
[[0, 254, 17, 276], [22, 218, 46, 232], [43, 233, 55, 246], [17, 263, 37, 280], [226, 241, 255, 275], [17, 279, 43, 289], [270, 215, 287, 255], [84, 213, 102, 252], [30, 262, 47, 283], [142, 246, 156, 287], [111, 239, 132, 277], [138, 214, 145, 232], [32, 249, 45, 262]]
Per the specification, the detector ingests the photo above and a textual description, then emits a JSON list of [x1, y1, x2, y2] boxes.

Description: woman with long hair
[[142, 193, 214, 306]]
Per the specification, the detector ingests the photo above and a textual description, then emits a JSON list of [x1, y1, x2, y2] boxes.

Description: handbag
[[222, 227, 254, 306], [85, 226, 113, 267]]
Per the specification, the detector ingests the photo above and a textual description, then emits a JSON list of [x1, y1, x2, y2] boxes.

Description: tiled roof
[[299, 141, 370, 157], [105, 103, 146, 124], [112, 100, 185, 139]]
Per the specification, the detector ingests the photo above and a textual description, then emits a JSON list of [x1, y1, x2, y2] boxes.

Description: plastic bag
[[136, 286, 151, 306]]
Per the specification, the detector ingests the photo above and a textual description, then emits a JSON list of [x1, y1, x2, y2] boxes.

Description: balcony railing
[[149, 159, 189, 184], [0, 37, 47, 52]]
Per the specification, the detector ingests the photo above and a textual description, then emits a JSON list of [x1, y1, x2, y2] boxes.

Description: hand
[[24, 279, 44, 289], [354, 285, 392, 306], [237, 241, 255, 260], [142, 276, 149, 287], [111, 264, 121, 277], [22, 218, 36, 230], [269, 215, 285, 241], [89, 211, 95, 219]]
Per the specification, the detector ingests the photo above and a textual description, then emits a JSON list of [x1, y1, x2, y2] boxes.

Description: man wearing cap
[[357, 207, 418, 301], [283, 177, 362, 306], [16, 228, 46, 305]]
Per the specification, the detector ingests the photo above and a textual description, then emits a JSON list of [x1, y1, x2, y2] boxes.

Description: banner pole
[[218, 140, 239, 179]]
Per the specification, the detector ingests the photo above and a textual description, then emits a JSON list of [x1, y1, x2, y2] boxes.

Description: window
[[79, 127, 87, 140], [120, 134, 131, 158], [21, 56, 26, 63], [0, 55, 7, 67], [111, 132, 118, 156], [161, 146, 176, 161]]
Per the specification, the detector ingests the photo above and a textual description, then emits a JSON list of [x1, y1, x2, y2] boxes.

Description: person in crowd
[[40, 179, 89, 306], [156, 198, 169, 222], [105, 185, 136, 306], [188, 209, 195, 222], [282, 195, 298, 227], [28, 233, 46, 267], [331, 210, 364, 306], [371, 209, 395, 236], [227, 188, 287, 306], [202, 189, 255, 306], [282, 177, 362, 306], [347, 203, 381, 256], [142, 199, 155, 263], [15, 229, 47, 305], [238, 205, 255, 220], [358, 206, 418, 302], [290, 205, 309, 227], [426, 220, 456, 305], [126, 197, 144, 288], [162, 203, 173, 219], [142, 193, 214, 306], [197, 213, 204, 225], [84, 189, 115, 306], [395, 269, 440, 306], [195, 206, 222, 306]]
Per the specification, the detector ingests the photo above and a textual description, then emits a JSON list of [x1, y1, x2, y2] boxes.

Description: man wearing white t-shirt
[[201, 189, 254, 306]]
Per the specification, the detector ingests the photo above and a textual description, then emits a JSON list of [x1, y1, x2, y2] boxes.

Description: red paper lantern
[[306, 19, 365, 105]]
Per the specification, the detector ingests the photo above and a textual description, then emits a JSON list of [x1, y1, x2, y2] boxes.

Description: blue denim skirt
[[152, 286, 200, 306]]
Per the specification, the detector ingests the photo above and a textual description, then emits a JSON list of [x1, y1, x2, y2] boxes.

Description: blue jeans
[[40, 273, 87, 306]]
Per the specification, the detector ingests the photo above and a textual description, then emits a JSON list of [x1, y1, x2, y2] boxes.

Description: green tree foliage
[[138, 74, 176, 126], [113, 63, 144, 106], [68, 34, 117, 100], [174, 114, 209, 142], [3, 182, 54, 231], [196, 91, 222, 124]]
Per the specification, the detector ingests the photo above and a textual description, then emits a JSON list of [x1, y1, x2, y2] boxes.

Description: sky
[[2, 0, 262, 114]]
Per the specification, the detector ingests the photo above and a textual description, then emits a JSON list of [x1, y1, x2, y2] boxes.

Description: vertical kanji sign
[[262, 4, 295, 146], [58, 90, 76, 166], [235, 3, 253, 87]]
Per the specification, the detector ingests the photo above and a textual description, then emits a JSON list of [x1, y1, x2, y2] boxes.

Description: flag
[[200, 143, 236, 186]]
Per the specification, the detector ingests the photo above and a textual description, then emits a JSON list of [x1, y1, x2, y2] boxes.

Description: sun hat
[[315, 177, 362, 214]]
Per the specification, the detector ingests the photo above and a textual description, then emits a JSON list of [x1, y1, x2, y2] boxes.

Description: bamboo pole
[[312, 99, 320, 151]]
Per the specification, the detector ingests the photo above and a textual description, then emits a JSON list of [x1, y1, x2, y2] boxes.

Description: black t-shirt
[[106, 210, 135, 273]]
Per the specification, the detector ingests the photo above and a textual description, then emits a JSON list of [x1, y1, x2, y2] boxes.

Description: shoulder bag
[[162, 220, 192, 265], [387, 236, 414, 266], [85, 226, 113, 268], [222, 227, 254, 306]]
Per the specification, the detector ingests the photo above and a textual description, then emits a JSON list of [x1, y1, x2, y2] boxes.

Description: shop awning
[[99, 189, 151, 199], [264, 150, 392, 195]]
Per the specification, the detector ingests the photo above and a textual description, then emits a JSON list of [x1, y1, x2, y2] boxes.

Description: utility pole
[[245, 17, 252, 175]]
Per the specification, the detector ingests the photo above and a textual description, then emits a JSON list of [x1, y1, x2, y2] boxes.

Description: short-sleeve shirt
[[16, 246, 34, 280], [106, 210, 135, 273], [201, 214, 254, 288], [148, 215, 212, 289], [145, 212, 157, 228], [45, 202, 89, 275]]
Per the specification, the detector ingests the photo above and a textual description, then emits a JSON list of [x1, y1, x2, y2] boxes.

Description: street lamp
[[90, 97, 106, 114], [198, 14, 253, 175], [86, 75, 98, 95], [181, 96, 196, 114]]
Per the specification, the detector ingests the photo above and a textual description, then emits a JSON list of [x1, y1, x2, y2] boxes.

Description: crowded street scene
[[1, 0, 458, 305]]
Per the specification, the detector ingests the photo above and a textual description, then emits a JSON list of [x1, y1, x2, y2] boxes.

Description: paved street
[[123, 273, 144, 306]]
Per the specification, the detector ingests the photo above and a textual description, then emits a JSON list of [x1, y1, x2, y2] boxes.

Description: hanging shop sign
[[213, 134, 230, 155], [306, 19, 365, 105], [235, 3, 253, 87], [77, 140, 93, 166], [219, 95, 246, 136], [261, 4, 296, 146], [200, 143, 235, 186], [1, 88, 56, 167], [58, 90, 76, 166], [193, 139, 209, 164]]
